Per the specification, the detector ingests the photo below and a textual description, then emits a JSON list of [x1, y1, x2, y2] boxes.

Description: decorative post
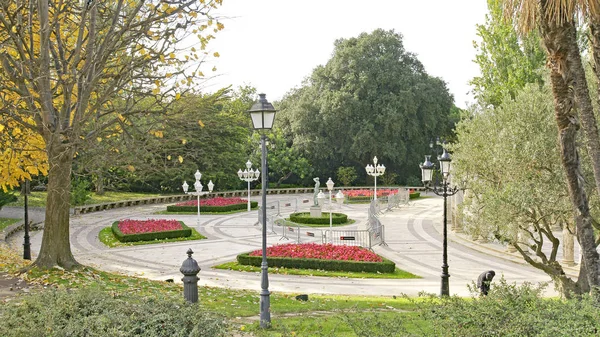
[[180, 248, 201, 303]]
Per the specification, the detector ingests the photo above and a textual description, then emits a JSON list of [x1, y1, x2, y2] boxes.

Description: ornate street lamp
[[182, 170, 214, 228], [248, 93, 276, 328], [419, 147, 459, 297], [365, 156, 386, 200], [237, 160, 260, 211], [326, 177, 334, 243]]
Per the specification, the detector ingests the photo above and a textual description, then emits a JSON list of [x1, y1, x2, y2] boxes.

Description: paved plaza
[[2, 194, 576, 297]]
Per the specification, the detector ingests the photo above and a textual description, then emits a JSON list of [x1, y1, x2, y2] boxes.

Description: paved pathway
[[2, 195, 574, 297]]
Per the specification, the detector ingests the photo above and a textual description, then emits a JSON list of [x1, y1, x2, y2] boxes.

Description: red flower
[[249, 243, 382, 262], [118, 219, 182, 234]]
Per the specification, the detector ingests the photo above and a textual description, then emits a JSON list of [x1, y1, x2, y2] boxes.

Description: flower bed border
[[111, 220, 192, 243], [289, 212, 348, 225], [236, 252, 395, 273], [166, 201, 258, 213]]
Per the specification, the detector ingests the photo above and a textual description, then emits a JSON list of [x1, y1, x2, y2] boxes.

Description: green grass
[[0, 217, 20, 231], [214, 261, 420, 279], [98, 226, 207, 247], [7, 191, 162, 208]]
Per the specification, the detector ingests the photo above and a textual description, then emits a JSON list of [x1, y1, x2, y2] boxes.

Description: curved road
[[4, 195, 570, 297]]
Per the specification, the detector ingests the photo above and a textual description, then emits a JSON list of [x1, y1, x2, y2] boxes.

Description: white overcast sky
[[203, 0, 489, 109]]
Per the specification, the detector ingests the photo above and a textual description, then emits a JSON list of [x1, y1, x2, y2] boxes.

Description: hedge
[[166, 201, 258, 213], [289, 212, 348, 224], [409, 192, 420, 199], [237, 252, 396, 273], [111, 221, 192, 243]]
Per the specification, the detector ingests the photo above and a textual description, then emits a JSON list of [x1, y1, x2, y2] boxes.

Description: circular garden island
[[285, 212, 352, 227]]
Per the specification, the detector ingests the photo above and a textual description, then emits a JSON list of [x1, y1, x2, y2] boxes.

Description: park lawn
[[7, 191, 162, 208], [98, 226, 206, 247], [0, 217, 19, 231], [214, 261, 420, 279]]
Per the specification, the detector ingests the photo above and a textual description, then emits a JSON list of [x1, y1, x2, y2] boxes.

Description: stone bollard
[[180, 248, 201, 303]]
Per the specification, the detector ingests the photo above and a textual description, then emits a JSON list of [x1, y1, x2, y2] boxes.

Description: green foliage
[[405, 175, 422, 187], [277, 29, 455, 183], [470, 0, 546, 107], [70, 179, 92, 206], [289, 212, 348, 224], [166, 201, 258, 213], [451, 83, 583, 295], [111, 221, 192, 243], [0, 288, 228, 337], [336, 166, 358, 186], [237, 253, 396, 273], [409, 279, 600, 336], [409, 192, 420, 199], [0, 190, 17, 210]]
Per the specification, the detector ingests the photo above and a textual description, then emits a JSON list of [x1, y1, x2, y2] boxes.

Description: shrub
[[70, 178, 92, 206], [111, 220, 191, 242], [289, 212, 348, 224], [409, 192, 420, 199], [167, 201, 258, 213], [406, 278, 600, 336], [0, 190, 17, 210], [237, 253, 395, 273], [0, 288, 228, 336]]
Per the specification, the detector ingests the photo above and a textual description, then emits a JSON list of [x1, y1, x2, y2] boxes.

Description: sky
[[203, 0, 490, 109]]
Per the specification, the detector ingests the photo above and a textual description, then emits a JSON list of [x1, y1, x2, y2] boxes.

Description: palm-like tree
[[503, 0, 600, 294]]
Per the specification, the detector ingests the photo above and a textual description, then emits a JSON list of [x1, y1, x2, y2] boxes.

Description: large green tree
[[502, 0, 600, 293], [470, 0, 546, 107], [0, 0, 224, 269], [277, 29, 455, 184], [453, 83, 597, 295]]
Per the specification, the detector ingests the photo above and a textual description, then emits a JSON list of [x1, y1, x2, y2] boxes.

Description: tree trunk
[[566, 22, 600, 201], [540, 18, 600, 290], [33, 135, 80, 270]]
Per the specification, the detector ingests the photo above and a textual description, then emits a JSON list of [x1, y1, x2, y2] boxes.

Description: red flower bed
[[250, 243, 382, 262], [118, 219, 182, 234], [175, 197, 247, 207]]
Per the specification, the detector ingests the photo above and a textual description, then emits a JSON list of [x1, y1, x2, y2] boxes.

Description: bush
[[111, 221, 192, 242], [166, 201, 258, 213], [0, 190, 17, 210], [407, 278, 600, 336], [0, 288, 228, 336], [237, 253, 395, 273], [70, 178, 92, 206], [409, 192, 420, 199], [289, 212, 348, 224], [336, 166, 358, 186]]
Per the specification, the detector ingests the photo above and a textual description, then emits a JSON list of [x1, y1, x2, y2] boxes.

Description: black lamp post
[[21, 180, 31, 260], [248, 93, 276, 328], [420, 147, 459, 297]]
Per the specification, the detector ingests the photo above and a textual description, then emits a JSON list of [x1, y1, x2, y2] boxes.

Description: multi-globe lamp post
[[182, 170, 214, 228], [247, 93, 276, 328], [365, 156, 385, 200], [419, 147, 459, 297], [237, 160, 260, 211]]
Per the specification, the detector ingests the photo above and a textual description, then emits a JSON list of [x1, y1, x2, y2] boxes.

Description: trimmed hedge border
[[347, 192, 421, 202], [409, 192, 420, 199], [166, 201, 258, 213], [289, 212, 348, 225], [237, 253, 395, 273], [111, 220, 192, 243]]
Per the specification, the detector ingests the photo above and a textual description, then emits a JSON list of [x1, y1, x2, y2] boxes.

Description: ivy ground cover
[[111, 219, 192, 243], [166, 197, 258, 213]]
